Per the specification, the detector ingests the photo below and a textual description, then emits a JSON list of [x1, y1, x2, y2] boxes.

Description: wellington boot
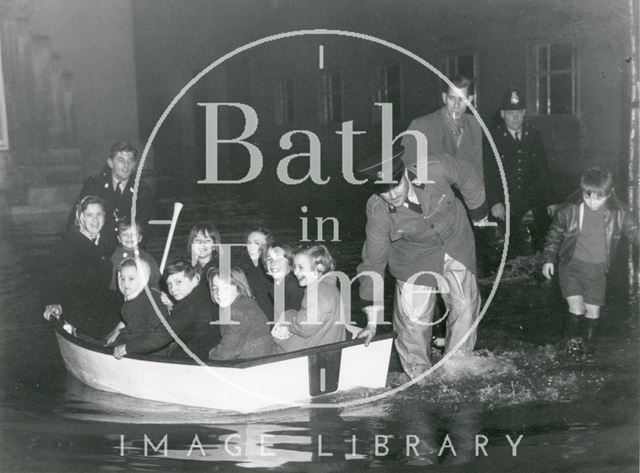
[[583, 318, 599, 356], [564, 312, 584, 358]]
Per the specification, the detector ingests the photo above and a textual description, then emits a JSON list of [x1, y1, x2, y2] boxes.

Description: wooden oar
[[159, 202, 184, 273]]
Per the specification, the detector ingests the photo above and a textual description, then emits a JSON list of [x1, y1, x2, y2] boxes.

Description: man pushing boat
[[355, 144, 489, 379]]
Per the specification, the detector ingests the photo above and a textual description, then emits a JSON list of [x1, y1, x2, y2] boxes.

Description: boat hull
[[55, 328, 393, 413]]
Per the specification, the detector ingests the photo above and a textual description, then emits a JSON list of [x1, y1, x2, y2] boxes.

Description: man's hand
[[113, 344, 128, 360], [491, 203, 506, 220], [356, 324, 377, 347], [357, 305, 383, 347], [546, 204, 558, 217], [542, 263, 554, 280], [43, 304, 62, 321]]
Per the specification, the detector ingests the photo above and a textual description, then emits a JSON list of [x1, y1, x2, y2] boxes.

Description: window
[[373, 64, 403, 123], [319, 71, 342, 123], [440, 52, 479, 103], [274, 78, 295, 127], [0, 36, 9, 150], [533, 43, 577, 115]]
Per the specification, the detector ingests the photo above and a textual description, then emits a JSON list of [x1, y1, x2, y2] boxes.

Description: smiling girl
[[273, 245, 346, 352], [188, 222, 221, 278], [207, 267, 282, 360]]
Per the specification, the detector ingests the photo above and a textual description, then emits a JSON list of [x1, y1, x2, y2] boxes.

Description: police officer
[[355, 145, 488, 378], [485, 88, 553, 254], [71, 142, 154, 252]]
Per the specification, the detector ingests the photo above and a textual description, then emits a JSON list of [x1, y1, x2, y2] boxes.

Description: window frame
[[531, 42, 578, 116]]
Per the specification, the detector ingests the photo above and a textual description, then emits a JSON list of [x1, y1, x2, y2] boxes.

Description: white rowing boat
[[54, 326, 394, 413]]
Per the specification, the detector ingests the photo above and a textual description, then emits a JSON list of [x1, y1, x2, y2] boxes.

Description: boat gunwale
[[54, 323, 395, 369]]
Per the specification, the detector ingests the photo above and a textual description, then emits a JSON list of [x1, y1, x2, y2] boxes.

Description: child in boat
[[188, 222, 221, 279], [236, 227, 273, 318], [542, 167, 638, 356], [262, 241, 305, 322], [117, 258, 221, 360], [272, 244, 346, 352], [208, 267, 282, 360], [110, 220, 161, 292], [108, 258, 169, 358]]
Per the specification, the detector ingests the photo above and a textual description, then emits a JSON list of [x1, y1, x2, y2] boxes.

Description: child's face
[[166, 271, 199, 301], [118, 227, 142, 250], [118, 265, 142, 298], [211, 276, 238, 308], [246, 231, 267, 261], [192, 231, 216, 261], [265, 247, 290, 281], [79, 203, 106, 236], [582, 192, 609, 211], [293, 254, 320, 287]]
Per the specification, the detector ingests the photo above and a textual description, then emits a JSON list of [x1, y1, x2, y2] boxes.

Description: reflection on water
[[0, 196, 638, 471]]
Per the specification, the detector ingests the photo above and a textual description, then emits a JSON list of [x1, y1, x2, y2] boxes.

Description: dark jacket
[[208, 295, 282, 360], [43, 228, 118, 338], [71, 167, 154, 252], [236, 252, 274, 319], [115, 288, 168, 344], [543, 191, 638, 271], [484, 122, 552, 217], [125, 283, 220, 359], [358, 154, 488, 299]]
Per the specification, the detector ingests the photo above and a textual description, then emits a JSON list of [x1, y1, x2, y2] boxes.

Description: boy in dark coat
[[542, 167, 638, 355]]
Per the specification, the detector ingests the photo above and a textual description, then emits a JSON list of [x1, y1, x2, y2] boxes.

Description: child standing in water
[[542, 167, 637, 355], [272, 245, 346, 352]]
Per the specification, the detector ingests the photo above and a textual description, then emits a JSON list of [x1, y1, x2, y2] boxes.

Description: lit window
[[373, 64, 402, 123], [534, 43, 577, 115], [319, 71, 342, 123], [275, 78, 295, 127], [440, 53, 479, 103]]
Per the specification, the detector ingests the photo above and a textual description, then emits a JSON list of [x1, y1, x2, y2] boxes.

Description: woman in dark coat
[[43, 195, 118, 339]]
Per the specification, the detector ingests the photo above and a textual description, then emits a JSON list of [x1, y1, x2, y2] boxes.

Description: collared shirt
[[507, 128, 522, 141], [112, 177, 128, 194], [441, 108, 464, 148]]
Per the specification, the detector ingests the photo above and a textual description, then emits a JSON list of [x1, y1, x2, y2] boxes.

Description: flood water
[[0, 193, 638, 472]]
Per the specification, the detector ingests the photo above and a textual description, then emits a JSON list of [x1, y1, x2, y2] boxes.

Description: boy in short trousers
[[542, 167, 637, 355]]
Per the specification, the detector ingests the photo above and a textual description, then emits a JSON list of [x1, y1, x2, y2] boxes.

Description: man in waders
[[355, 145, 488, 379]]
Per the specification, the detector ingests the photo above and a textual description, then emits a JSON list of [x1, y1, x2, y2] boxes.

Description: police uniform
[[484, 88, 552, 252], [357, 148, 488, 378], [71, 167, 154, 252]]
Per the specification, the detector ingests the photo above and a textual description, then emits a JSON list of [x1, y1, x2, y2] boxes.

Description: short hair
[[442, 74, 474, 96], [110, 141, 138, 160], [294, 244, 336, 275], [262, 240, 296, 269], [164, 258, 200, 280], [187, 222, 221, 254], [207, 267, 253, 297], [74, 195, 106, 227], [117, 219, 143, 235], [580, 167, 613, 198]]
